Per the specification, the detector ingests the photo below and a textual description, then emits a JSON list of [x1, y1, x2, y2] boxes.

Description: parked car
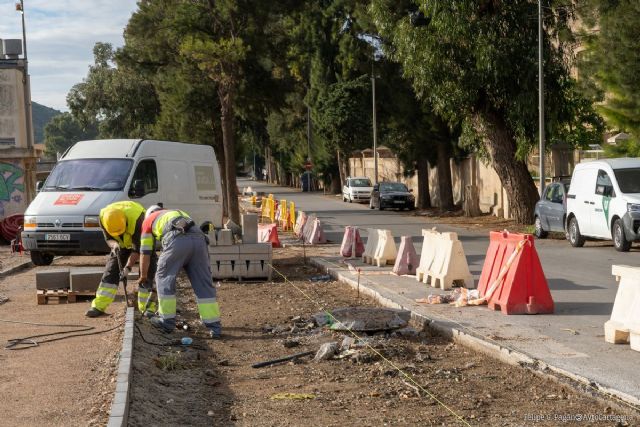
[[533, 178, 570, 238], [22, 139, 223, 265], [369, 182, 415, 210], [342, 176, 373, 203], [565, 158, 640, 251]]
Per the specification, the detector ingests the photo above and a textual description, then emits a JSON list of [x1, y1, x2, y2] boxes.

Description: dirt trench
[[127, 248, 638, 426]]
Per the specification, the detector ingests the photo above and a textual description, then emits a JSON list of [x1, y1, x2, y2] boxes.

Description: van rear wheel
[[31, 251, 54, 266], [568, 217, 585, 248], [612, 219, 632, 252]]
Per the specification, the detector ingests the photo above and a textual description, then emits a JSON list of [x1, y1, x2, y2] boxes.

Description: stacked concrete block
[[70, 267, 104, 292], [209, 242, 272, 280], [241, 213, 258, 244], [217, 229, 234, 246], [36, 268, 70, 290]]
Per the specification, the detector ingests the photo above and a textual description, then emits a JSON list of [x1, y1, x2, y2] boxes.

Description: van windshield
[[43, 159, 133, 191], [613, 167, 640, 194]]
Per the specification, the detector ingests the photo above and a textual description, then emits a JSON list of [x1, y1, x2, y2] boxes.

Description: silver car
[[534, 180, 569, 238]]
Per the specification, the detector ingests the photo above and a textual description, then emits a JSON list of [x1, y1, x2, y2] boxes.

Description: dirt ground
[[0, 253, 126, 427], [127, 246, 638, 427]]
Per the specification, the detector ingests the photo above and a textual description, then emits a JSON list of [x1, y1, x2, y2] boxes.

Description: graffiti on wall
[[0, 161, 25, 217]]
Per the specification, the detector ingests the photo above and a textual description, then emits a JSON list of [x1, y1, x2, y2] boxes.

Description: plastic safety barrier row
[[477, 231, 553, 315], [605, 265, 640, 350]]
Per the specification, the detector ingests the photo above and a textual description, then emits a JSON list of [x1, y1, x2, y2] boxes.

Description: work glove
[[119, 266, 131, 282], [137, 277, 149, 289]]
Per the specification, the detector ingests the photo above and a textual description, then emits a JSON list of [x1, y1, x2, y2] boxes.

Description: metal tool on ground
[[114, 247, 131, 308], [252, 350, 316, 368]]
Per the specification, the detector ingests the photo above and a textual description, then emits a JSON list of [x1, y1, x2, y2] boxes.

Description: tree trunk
[[218, 85, 240, 224], [416, 155, 431, 209], [472, 110, 539, 224], [212, 120, 228, 219], [436, 142, 454, 210], [329, 173, 341, 194], [336, 149, 348, 191]]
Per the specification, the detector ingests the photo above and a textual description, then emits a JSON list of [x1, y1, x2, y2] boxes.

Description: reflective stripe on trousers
[[137, 287, 157, 313], [197, 297, 220, 325], [91, 282, 118, 311]]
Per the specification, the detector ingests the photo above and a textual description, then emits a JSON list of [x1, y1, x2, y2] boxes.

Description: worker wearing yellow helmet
[[86, 200, 158, 317]]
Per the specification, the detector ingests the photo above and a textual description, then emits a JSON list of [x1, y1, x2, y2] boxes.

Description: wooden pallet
[[37, 289, 95, 305]]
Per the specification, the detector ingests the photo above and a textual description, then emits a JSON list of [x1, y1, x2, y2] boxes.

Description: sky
[[0, 0, 139, 111]]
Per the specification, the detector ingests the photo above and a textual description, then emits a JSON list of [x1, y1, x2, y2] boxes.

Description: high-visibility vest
[[99, 201, 145, 249]]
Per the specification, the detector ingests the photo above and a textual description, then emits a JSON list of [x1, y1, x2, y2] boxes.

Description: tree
[[370, 0, 602, 223], [578, 0, 640, 156], [67, 42, 159, 139], [43, 113, 98, 159]]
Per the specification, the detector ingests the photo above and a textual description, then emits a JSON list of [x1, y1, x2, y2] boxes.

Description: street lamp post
[[16, 0, 33, 150], [538, 0, 545, 195], [371, 63, 378, 184]]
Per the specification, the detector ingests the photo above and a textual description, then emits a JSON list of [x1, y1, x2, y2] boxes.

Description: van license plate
[[45, 234, 70, 241]]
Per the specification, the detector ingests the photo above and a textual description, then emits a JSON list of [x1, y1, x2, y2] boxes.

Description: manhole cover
[[313, 307, 411, 332]]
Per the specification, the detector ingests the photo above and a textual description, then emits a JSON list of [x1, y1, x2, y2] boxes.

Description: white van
[[566, 158, 640, 251], [22, 139, 223, 265], [342, 176, 373, 203]]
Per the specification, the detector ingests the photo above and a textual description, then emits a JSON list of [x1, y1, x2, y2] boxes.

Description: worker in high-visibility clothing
[[85, 201, 158, 317], [139, 206, 221, 338]]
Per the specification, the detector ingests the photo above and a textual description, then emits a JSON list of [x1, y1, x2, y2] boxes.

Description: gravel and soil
[[0, 253, 126, 427], [127, 245, 638, 426]]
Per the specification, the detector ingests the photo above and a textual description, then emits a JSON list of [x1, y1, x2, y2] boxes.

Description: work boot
[[208, 321, 222, 339], [150, 316, 174, 333], [85, 307, 106, 318], [142, 310, 155, 319]]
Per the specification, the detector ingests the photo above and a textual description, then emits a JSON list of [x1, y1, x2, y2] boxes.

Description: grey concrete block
[[70, 267, 104, 292], [238, 243, 272, 254], [217, 229, 233, 246], [109, 402, 127, 418], [107, 416, 124, 427], [241, 214, 258, 244], [209, 245, 239, 255], [36, 268, 70, 290]]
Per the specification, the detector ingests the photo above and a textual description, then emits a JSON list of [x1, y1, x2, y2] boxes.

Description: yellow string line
[[318, 257, 640, 414], [268, 262, 472, 427]]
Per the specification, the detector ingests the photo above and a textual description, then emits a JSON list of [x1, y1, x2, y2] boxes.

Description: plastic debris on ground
[[415, 288, 480, 306], [310, 274, 332, 282], [312, 307, 410, 332], [0, 295, 8, 305]]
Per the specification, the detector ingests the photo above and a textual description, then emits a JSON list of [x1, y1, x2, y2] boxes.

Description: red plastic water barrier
[[340, 226, 364, 257], [392, 236, 419, 276], [0, 214, 23, 242], [477, 231, 554, 315], [258, 223, 281, 248]]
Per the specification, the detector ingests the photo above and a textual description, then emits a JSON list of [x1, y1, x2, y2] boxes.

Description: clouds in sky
[[0, 0, 139, 111]]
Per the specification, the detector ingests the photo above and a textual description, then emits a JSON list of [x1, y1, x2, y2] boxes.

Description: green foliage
[[577, 0, 640, 155], [67, 42, 159, 139], [43, 113, 98, 158], [604, 140, 640, 158]]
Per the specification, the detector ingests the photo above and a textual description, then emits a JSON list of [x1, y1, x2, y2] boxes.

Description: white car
[[566, 158, 640, 251], [342, 176, 373, 203]]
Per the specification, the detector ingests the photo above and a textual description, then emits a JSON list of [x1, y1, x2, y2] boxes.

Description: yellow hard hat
[[102, 208, 126, 236]]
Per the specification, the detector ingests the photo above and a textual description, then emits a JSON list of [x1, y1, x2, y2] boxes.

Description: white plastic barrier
[[416, 228, 438, 283], [306, 218, 326, 244], [423, 231, 473, 290], [362, 228, 379, 264], [605, 265, 640, 349], [373, 229, 398, 267], [301, 214, 317, 243], [294, 211, 307, 237]]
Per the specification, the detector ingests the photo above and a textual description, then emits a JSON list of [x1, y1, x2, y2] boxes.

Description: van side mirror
[[129, 179, 145, 198], [36, 181, 43, 192]]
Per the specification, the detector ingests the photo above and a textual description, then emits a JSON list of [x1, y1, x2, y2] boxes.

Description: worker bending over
[[86, 201, 157, 317], [139, 206, 221, 338]]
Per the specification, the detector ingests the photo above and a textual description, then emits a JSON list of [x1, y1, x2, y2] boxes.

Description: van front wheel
[[31, 251, 54, 266], [612, 219, 632, 252], [568, 217, 585, 248]]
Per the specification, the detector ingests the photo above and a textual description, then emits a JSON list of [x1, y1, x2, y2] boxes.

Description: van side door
[[128, 159, 160, 206], [591, 169, 616, 238], [567, 168, 597, 236]]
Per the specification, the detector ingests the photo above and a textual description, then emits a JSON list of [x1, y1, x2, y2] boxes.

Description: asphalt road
[[241, 178, 640, 404]]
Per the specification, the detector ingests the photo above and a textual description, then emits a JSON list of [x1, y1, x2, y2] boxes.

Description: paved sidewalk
[[311, 254, 640, 408]]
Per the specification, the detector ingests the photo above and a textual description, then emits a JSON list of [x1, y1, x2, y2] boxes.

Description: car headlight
[[23, 216, 37, 230], [84, 215, 100, 228], [627, 203, 640, 213]]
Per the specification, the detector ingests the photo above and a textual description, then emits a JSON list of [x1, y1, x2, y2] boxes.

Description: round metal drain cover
[[313, 307, 411, 332]]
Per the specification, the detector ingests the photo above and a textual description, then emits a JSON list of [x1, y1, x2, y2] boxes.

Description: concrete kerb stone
[[107, 307, 135, 427], [309, 256, 640, 409], [0, 259, 33, 277]]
